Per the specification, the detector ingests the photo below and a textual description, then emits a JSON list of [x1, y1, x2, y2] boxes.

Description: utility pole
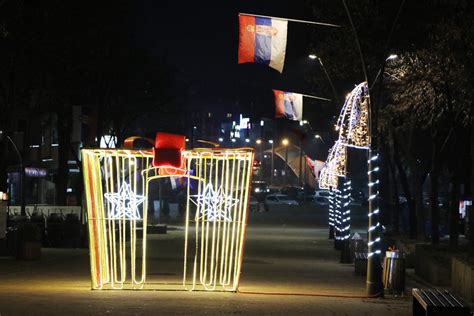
[[269, 140, 274, 185], [0, 131, 25, 216]]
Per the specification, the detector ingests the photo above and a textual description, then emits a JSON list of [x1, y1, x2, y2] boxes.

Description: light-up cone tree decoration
[[82, 133, 254, 291]]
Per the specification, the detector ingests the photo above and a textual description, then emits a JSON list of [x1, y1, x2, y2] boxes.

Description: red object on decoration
[[152, 132, 185, 168]]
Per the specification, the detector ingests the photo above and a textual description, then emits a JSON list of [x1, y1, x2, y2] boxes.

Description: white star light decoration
[[104, 182, 145, 220], [192, 183, 239, 222]]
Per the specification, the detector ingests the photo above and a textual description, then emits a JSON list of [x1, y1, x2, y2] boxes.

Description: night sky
[[134, 1, 332, 116]]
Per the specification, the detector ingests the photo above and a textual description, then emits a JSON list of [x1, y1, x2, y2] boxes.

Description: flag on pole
[[273, 89, 303, 121], [238, 15, 288, 73]]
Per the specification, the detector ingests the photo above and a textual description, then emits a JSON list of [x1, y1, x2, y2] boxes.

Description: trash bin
[[383, 250, 405, 294], [47, 213, 64, 247]]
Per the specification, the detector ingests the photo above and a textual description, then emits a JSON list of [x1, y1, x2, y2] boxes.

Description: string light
[[191, 183, 238, 222], [104, 182, 145, 220], [319, 141, 347, 189], [82, 147, 254, 292], [367, 151, 381, 258], [335, 82, 370, 149], [182, 149, 254, 292]]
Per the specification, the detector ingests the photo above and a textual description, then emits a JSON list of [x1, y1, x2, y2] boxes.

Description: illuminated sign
[[24, 167, 47, 177]]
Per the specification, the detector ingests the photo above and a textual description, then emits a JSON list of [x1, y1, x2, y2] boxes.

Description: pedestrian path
[[0, 224, 415, 315]]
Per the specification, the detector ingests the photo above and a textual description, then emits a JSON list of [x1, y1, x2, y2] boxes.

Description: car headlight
[[255, 188, 260, 193]]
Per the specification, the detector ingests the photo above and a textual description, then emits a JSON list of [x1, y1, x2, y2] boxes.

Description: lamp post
[[256, 139, 263, 180], [282, 138, 289, 184], [269, 140, 274, 185], [308, 54, 340, 105], [315, 134, 325, 144], [370, 54, 398, 89], [191, 126, 197, 149], [366, 54, 397, 296], [0, 131, 25, 216]]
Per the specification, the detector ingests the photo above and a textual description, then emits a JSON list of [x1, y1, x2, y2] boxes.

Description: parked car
[[313, 196, 330, 206], [281, 186, 304, 200], [313, 190, 331, 199], [264, 194, 299, 206], [252, 181, 270, 194]]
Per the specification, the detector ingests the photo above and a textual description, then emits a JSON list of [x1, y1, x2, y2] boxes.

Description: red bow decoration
[[124, 132, 186, 175]]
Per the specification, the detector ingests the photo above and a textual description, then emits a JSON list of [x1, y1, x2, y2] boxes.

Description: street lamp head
[[256, 139, 262, 145], [315, 135, 321, 139], [308, 54, 317, 60], [386, 54, 398, 61], [245, 138, 250, 143], [282, 138, 289, 146], [268, 140, 274, 144], [218, 137, 223, 142]]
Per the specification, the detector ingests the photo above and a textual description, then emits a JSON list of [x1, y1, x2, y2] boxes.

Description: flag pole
[[239, 12, 341, 28], [301, 93, 332, 102]]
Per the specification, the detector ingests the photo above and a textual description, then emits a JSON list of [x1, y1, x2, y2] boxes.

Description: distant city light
[[268, 140, 274, 144], [260, 120, 264, 126], [237, 114, 250, 130], [282, 138, 289, 146], [308, 54, 317, 60], [315, 135, 321, 138], [387, 54, 398, 60], [193, 126, 197, 130], [231, 138, 236, 143], [185, 138, 189, 142], [218, 137, 223, 142], [256, 139, 262, 145], [245, 138, 250, 143]]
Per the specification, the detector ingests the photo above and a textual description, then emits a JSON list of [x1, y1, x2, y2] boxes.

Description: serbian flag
[[273, 89, 303, 121], [305, 156, 325, 180], [238, 15, 288, 73]]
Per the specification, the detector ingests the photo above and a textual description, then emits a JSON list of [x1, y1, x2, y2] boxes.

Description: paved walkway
[[0, 207, 416, 315]]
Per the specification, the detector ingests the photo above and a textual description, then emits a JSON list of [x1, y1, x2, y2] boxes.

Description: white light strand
[[336, 82, 370, 149], [367, 152, 381, 258]]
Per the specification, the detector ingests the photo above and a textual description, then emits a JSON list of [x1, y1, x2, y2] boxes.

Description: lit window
[[227, 113, 232, 118]]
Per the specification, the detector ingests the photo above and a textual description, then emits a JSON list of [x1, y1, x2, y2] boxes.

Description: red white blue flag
[[273, 89, 303, 121], [238, 15, 288, 73], [304, 156, 325, 180]]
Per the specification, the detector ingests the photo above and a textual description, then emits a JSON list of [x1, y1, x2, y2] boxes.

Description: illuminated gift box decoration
[[82, 133, 254, 291]]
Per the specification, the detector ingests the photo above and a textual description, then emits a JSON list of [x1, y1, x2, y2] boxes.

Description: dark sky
[[133, 1, 331, 115], [130, 1, 352, 161]]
